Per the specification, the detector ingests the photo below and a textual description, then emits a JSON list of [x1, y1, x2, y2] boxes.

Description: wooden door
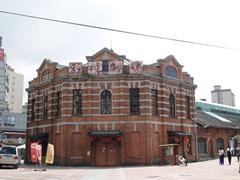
[[94, 139, 119, 166], [106, 141, 118, 166], [95, 140, 107, 166]]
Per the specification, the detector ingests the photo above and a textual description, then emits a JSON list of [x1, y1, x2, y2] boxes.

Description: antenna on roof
[[110, 40, 113, 51]]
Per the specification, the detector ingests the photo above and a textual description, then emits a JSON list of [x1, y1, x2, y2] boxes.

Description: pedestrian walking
[[219, 148, 225, 165], [236, 147, 240, 162], [226, 146, 232, 165]]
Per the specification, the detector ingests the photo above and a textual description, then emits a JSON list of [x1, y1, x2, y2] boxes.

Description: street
[[0, 158, 240, 180]]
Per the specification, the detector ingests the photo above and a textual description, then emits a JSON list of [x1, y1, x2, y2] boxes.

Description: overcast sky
[[1, 0, 240, 107]]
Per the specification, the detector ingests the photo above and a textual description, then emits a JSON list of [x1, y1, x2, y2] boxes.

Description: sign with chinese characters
[[129, 61, 143, 74], [109, 61, 123, 74], [69, 62, 82, 75], [0, 48, 4, 61], [45, 143, 54, 164], [88, 61, 102, 74]]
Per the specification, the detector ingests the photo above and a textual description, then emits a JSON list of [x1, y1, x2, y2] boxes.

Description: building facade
[[0, 112, 26, 145], [26, 48, 197, 166], [7, 66, 24, 113], [0, 42, 8, 112], [211, 85, 235, 107], [196, 100, 240, 160]]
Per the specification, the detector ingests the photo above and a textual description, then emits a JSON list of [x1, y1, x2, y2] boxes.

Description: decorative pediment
[[86, 47, 126, 62], [157, 55, 183, 69], [37, 59, 56, 83]]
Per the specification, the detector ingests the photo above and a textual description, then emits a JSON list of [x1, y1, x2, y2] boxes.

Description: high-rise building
[[0, 37, 8, 112], [7, 66, 24, 113], [211, 85, 235, 107], [0, 37, 24, 113]]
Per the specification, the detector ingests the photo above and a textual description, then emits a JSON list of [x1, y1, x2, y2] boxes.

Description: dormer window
[[41, 70, 51, 82], [166, 66, 177, 78], [102, 60, 109, 73]]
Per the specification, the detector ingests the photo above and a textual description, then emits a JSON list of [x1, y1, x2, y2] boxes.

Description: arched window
[[101, 90, 112, 114], [43, 96, 48, 119], [166, 66, 177, 78], [216, 138, 224, 150], [169, 93, 176, 117], [102, 60, 109, 73], [198, 137, 207, 154]]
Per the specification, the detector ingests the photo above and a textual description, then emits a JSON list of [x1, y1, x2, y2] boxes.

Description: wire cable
[[0, 10, 239, 51]]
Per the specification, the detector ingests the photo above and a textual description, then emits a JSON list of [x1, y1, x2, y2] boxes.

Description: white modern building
[[211, 85, 235, 107], [7, 66, 24, 113]]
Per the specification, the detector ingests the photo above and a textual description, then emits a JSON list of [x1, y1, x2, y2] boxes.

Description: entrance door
[[94, 139, 119, 166], [95, 140, 107, 166], [106, 141, 118, 166]]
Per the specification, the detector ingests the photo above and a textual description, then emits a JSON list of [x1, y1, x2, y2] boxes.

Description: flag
[[45, 143, 54, 164]]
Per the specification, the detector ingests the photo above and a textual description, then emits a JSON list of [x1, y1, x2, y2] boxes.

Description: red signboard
[[0, 48, 4, 61]]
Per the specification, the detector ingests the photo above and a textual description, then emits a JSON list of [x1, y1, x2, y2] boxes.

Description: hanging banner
[[45, 143, 54, 164], [36, 144, 42, 163], [129, 61, 143, 74], [109, 61, 123, 74], [69, 62, 82, 75], [30, 142, 38, 163], [0, 48, 4, 61], [88, 62, 102, 74]]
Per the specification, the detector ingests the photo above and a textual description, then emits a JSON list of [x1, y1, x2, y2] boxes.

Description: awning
[[168, 131, 192, 136], [87, 130, 124, 137]]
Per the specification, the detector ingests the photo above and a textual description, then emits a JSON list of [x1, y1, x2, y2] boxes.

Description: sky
[[1, 0, 240, 107]]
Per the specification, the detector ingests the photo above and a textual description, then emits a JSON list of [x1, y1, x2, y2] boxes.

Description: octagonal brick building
[[26, 48, 197, 166]]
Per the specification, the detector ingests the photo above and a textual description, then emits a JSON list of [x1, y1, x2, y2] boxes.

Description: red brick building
[[26, 48, 197, 166], [196, 100, 240, 160]]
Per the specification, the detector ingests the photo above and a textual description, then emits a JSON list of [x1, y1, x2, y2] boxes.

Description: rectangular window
[[186, 96, 191, 119], [55, 92, 61, 117], [102, 60, 109, 73], [129, 88, 140, 114], [151, 89, 158, 115], [31, 99, 35, 120], [3, 116, 15, 127], [73, 90, 82, 115]]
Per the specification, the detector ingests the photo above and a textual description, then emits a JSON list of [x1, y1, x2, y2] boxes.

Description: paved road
[[0, 158, 239, 179]]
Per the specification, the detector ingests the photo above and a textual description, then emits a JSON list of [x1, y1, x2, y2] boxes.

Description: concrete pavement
[[0, 158, 239, 179]]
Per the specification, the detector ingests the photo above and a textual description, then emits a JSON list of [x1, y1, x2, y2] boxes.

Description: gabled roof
[[37, 58, 65, 72], [196, 110, 240, 129], [151, 55, 183, 68], [86, 47, 126, 61]]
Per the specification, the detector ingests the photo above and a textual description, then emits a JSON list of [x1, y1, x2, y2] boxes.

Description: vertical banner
[[129, 61, 143, 74], [88, 62, 102, 74], [30, 142, 38, 163], [109, 61, 123, 74], [69, 62, 82, 75], [0, 48, 4, 61], [45, 143, 54, 164], [36, 144, 42, 164]]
